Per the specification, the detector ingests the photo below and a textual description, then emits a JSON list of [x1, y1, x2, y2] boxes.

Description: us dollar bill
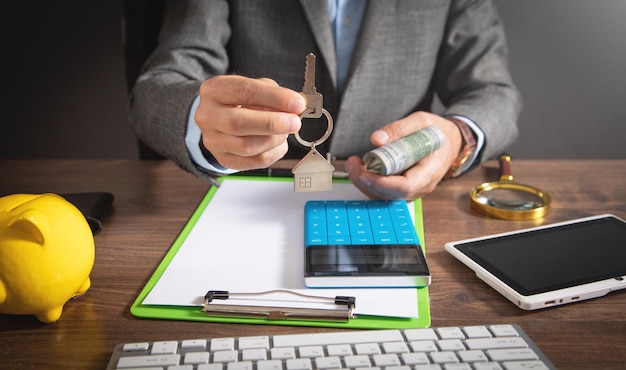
[[362, 125, 445, 176]]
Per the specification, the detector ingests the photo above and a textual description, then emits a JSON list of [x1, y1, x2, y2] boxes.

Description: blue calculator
[[304, 200, 431, 288]]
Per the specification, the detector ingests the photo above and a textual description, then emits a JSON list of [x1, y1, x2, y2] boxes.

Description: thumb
[[370, 129, 391, 146]]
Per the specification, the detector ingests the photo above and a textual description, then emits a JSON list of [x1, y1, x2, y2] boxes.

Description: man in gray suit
[[130, 0, 521, 200]]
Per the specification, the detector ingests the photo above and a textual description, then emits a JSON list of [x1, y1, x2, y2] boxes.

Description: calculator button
[[328, 223, 346, 236], [306, 225, 326, 236], [351, 236, 373, 245], [398, 236, 418, 244], [329, 236, 350, 245], [306, 236, 327, 246]]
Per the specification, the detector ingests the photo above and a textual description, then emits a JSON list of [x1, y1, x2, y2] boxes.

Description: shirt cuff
[[185, 95, 238, 175], [449, 115, 485, 175]]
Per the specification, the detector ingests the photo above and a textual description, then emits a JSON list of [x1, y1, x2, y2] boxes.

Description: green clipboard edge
[[130, 176, 430, 329]]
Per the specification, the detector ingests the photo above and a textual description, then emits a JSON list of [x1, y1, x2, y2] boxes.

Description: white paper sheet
[[142, 179, 419, 318]]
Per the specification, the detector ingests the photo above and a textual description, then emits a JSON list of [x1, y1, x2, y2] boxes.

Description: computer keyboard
[[106, 324, 556, 369]]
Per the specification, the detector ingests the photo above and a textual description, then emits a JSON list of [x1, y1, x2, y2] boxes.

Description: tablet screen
[[453, 216, 626, 296]]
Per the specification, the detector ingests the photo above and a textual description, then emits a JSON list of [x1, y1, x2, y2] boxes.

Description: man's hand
[[345, 111, 463, 200], [194, 75, 306, 171]]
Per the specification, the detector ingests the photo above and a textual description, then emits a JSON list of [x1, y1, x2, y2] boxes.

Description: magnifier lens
[[475, 188, 545, 210], [469, 155, 551, 220]]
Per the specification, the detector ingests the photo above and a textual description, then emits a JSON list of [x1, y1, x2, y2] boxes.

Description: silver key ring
[[294, 108, 334, 148]]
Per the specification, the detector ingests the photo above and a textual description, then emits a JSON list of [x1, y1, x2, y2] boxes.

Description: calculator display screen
[[305, 244, 429, 276]]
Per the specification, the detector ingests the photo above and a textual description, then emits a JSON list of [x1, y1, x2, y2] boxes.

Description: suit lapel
[[345, 1, 390, 92], [299, 0, 337, 88]]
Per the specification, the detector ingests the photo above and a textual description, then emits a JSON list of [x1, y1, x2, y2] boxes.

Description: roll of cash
[[362, 125, 446, 176]]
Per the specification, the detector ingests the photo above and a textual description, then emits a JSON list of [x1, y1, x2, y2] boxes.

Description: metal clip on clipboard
[[203, 290, 356, 322]]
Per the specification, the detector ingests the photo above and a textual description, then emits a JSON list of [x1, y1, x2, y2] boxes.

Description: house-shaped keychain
[[291, 148, 335, 192]]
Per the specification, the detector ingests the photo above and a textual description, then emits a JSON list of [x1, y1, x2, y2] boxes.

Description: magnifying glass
[[470, 155, 551, 220]]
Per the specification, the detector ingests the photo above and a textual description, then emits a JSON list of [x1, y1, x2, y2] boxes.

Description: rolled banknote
[[362, 125, 445, 176]]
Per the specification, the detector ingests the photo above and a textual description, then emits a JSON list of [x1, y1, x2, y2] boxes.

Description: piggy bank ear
[[10, 210, 45, 245]]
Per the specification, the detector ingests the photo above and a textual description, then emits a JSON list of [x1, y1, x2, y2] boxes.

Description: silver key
[[300, 53, 323, 119], [292, 53, 335, 193]]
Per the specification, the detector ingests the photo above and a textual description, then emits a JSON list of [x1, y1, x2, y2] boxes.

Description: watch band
[[446, 117, 478, 178]]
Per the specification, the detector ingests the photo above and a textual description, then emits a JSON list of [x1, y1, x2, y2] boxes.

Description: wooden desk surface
[[0, 159, 625, 369]]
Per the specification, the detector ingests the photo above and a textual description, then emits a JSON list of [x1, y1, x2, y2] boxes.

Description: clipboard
[[131, 176, 431, 329]]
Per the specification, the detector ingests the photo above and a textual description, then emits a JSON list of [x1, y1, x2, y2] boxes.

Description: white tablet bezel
[[445, 214, 626, 310]]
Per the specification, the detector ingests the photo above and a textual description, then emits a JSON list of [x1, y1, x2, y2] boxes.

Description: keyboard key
[[298, 345, 324, 358], [211, 338, 235, 351], [198, 364, 223, 370], [315, 356, 342, 369], [442, 364, 472, 370], [238, 336, 269, 350], [257, 359, 283, 370], [373, 353, 401, 367], [405, 328, 438, 341], [502, 360, 550, 370], [116, 354, 180, 368], [242, 348, 268, 361], [184, 351, 210, 364], [437, 327, 465, 340], [401, 352, 430, 365], [473, 363, 504, 370], [213, 350, 238, 363], [457, 350, 489, 363], [414, 366, 443, 370], [182, 339, 207, 349], [437, 339, 465, 351], [326, 344, 352, 356], [227, 361, 253, 370], [490, 325, 519, 337], [122, 342, 149, 352], [486, 348, 538, 362], [466, 337, 528, 350], [151, 341, 178, 355], [410, 340, 438, 352], [463, 326, 492, 339], [286, 358, 313, 370], [354, 343, 381, 355], [430, 351, 459, 364], [344, 354, 372, 367], [382, 341, 410, 354], [271, 347, 296, 359]]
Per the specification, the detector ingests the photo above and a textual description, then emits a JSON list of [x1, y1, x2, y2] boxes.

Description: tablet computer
[[445, 214, 626, 310]]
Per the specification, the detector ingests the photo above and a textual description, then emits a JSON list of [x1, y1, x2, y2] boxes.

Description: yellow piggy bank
[[0, 193, 94, 323]]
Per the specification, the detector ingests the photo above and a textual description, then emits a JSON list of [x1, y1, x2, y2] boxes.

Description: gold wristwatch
[[446, 117, 477, 178]]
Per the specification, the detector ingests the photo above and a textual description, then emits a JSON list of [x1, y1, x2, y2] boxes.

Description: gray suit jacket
[[130, 0, 522, 182]]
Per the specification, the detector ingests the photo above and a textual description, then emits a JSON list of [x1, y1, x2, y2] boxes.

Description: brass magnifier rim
[[469, 155, 551, 220]]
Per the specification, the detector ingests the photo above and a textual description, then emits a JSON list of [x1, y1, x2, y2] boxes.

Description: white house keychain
[[291, 53, 335, 192]]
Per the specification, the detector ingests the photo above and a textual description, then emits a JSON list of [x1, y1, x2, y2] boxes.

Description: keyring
[[294, 108, 334, 148]]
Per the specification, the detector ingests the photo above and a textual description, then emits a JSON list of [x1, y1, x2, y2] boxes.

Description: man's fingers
[[201, 75, 306, 114], [205, 107, 301, 136], [207, 137, 290, 170]]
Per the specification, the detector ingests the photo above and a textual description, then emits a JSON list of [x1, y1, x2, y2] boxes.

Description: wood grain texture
[[0, 159, 625, 369]]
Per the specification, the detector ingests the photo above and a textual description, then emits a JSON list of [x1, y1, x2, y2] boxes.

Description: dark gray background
[[2, 0, 625, 159]]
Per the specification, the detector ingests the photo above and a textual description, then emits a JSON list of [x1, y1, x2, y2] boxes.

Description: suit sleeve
[[436, 0, 523, 163], [129, 0, 230, 183]]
